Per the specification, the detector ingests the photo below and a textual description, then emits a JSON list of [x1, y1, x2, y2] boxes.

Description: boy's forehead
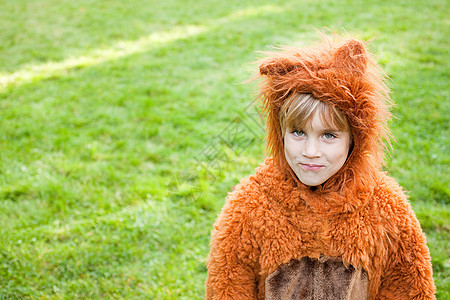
[[287, 109, 342, 130], [309, 111, 342, 130]]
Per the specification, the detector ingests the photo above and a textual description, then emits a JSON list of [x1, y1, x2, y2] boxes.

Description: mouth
[[299, 163, 324, 171]]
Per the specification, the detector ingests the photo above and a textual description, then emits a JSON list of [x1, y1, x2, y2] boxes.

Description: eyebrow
[[319, 127, 344, 134]]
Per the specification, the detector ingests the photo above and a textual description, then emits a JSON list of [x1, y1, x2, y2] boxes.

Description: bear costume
[[205, 36, 436, 299]]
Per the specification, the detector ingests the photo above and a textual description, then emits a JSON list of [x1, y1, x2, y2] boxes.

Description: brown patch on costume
[[265, 256, 368, 300]]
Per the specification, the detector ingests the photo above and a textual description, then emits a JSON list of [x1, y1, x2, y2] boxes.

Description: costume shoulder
[[373, 173, 419, 227], [206, 158, 282, 299], [372, 173, 425, 246], [373, 173, 436, 299], [209, 157, 289, 260]]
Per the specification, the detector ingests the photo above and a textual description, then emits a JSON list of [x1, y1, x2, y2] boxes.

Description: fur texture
[[205, 36, 435, 299], [265, 256, 368, 299]]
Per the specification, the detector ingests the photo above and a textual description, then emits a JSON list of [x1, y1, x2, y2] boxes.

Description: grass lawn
[[0, 0, 448, 298]]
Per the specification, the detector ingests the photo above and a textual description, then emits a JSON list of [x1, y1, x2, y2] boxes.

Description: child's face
[[284, 110, 351, 186]]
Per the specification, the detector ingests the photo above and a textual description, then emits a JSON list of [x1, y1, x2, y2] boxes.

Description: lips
[[299, 163, 324, 171]]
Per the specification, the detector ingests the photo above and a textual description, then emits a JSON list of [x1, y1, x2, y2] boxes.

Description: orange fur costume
[[205, 36, 436, 299]]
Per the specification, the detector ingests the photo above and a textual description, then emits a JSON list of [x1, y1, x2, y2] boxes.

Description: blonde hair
[[279, 94, 352, 138]]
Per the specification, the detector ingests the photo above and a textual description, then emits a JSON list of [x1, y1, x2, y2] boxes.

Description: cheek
[[332, 142, 350, 163], [283, 136, 297, 159]]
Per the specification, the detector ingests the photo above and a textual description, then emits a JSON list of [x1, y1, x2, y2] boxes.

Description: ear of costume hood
[[260, 39, 367, 76], [331, 39, 368, 74], [256, 37, 391, 192]]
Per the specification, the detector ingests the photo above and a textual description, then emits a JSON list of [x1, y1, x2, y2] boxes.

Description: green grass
[[0, 0, 448, 298]]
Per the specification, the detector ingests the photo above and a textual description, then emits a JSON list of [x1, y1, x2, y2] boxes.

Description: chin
[[296, 173, 330, 187], [298, 178, 326, 187]]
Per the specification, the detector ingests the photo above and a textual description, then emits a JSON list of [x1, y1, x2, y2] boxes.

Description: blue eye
[[292, 130, 305, 137], [323, 133, 337, 139]]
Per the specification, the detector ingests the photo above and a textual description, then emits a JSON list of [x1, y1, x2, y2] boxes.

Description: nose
[[302, 138, 321, 158]]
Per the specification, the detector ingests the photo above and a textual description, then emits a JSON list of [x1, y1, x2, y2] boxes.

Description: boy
[[205, 36, 435, 299]]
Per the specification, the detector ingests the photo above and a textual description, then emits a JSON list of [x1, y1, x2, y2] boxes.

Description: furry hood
[[256, 35, 392, 210]]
